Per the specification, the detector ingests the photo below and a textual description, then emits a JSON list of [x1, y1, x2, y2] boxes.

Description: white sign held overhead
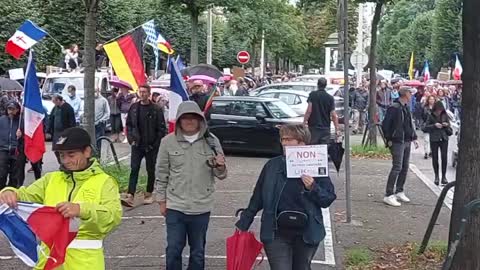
[[285, 145, 329, 178], [8, 68, 24, 80], [223, 68, 231, 75], [350, 51, 369, 69]]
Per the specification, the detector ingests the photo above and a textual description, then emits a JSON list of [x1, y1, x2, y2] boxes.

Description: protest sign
[[285, 145, 328, 178]]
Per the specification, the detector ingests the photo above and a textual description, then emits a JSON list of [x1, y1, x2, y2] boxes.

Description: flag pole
[[45, 32, 64, 48], [104, 22, 146, 45]]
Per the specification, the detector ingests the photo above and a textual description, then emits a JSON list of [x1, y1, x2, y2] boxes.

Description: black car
[[208, 96, 304, 155]]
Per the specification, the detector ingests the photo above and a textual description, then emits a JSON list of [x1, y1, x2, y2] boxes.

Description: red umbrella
[[109, 79, 132, 89], [226, 230, 263, 270], [404, 80, 425, 87]]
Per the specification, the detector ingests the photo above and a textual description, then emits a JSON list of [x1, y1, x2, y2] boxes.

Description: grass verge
[[351, 144, 391, 159], [345, 247, 373, 269], [344, 242, 447, 270], [102, 163, 147, 193]]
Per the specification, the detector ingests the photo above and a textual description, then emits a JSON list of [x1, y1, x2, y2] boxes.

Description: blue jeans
[[166, 209, 210, 270]]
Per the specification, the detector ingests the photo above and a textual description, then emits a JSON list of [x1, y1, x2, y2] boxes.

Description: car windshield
[[44, 77, 84, 94], [265, 100, 299, 118]]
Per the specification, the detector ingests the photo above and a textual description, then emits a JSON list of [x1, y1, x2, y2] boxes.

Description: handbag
[[445, 126, 453, 136], [276, 211, 308, 230]]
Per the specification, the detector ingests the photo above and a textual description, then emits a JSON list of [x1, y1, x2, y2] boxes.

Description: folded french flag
[[0, 202, 79, 270]]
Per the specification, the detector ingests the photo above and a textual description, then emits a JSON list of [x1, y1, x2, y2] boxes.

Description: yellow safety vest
[[34, 172, 108, 270]]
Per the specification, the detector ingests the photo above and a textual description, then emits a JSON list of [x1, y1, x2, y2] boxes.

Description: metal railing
[[418, 181, 456, 254], [95, 136, 120, 168]]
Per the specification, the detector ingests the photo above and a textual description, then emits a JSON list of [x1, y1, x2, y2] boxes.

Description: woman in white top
[[64, 44, 79, 70]]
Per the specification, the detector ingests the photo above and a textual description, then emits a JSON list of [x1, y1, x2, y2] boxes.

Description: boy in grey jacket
[[156, 101, 227, 270]]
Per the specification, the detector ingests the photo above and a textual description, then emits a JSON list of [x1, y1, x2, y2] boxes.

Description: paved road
[[0, 151, 337, 270]]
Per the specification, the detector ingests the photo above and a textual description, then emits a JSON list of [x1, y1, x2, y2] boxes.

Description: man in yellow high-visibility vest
[[0, 127, 122, 270]]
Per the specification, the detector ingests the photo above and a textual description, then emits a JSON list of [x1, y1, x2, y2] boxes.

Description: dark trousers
[[95, 122, 106, 156], [166, 209, 210, 270], [309, 127, 331, 145], [0, 151, 17, 190], [431, 140, 448, 178], [386, 142, 411, 196], [264, 232, 319, 270], [127, 145, 158, 195], [15, 153, 43, 187]]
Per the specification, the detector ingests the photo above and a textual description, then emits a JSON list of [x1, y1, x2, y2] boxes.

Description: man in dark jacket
[[351, 86, 369, 134], [382, 87, 419, 207], [0, 102, 21, 189], [189, 80, 209, 111], [123, 84, 167, 207], [49, 94, 76, 164]]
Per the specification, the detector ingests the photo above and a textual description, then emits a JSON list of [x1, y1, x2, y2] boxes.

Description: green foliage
[[345, 247, 373, 268], [351, 144, 391, 158], [102, 164, 147, 193], [431, 0, 462, 71], [377, 0, 461, 74]]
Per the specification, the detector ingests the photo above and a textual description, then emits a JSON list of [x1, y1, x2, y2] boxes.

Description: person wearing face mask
[[64, 85, 81, 125], [0, 127, 122, 269]]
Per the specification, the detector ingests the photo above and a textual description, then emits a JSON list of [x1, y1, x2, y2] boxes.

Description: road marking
[[322, 207, 336, 265], [121, 215, 260, 220], [409, 164, 453, 210], [121, 208, 336, 266]]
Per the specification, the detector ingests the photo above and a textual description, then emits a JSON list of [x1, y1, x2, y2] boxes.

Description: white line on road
[[410, 164, 453, 210]]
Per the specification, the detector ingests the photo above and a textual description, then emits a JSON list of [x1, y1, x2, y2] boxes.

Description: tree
[[448, 1, 480, 269], [164, 0, 229, 65], [83, 0, 101, 140], [431, 0, 462, 72], [362, 0, 389, 146]]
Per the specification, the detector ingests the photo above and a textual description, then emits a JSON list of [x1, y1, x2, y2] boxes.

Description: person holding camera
[[156, 101, 227, 270], [235, 124, 336, 270]]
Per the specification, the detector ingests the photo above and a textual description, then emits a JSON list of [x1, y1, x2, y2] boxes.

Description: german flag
[[104, 28, 146, 91]]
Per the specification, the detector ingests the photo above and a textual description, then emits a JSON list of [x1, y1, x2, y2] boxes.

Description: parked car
[[250, 82, 341, 96], [208, 96, 335, 155], [256, 89, 345, 120]]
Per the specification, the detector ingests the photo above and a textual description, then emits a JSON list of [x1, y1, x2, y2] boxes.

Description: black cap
[[6, 101, 20, 110], [53, 127, 91, 151]]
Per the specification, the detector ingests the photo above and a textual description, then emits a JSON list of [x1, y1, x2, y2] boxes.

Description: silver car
[[250, 82, 341, 97]]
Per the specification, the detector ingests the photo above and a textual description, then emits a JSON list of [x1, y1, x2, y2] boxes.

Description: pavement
[[0, 133, 456, 269]]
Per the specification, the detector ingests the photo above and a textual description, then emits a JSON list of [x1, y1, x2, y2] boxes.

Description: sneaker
[[383, 195, 401, 207], [434, 176, 440, 186], [121, 194, 134, 207], [441, 177, 448, 185], [396, 192, 411, 203], [143, 192, 155, 205], [424, 153, 429, 159]]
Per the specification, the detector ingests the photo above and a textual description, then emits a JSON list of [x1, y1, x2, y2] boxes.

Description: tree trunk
[[366, 1, 383, 146], [190, 7, 199, 65], [83, 0, 99, 141], [449, 1, 480, 269]]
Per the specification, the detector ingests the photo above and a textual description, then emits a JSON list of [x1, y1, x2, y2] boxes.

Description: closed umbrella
[[328, 142, 345, 173], [226, 230, 263, 270], [0, 78, 23, 91]]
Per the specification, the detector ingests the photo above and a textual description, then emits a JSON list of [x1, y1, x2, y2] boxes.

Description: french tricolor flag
[[0, 202, 79, 270], [168, 57, 189, 132], [5, 20, 47, 59], [24, 51, 46, 163]]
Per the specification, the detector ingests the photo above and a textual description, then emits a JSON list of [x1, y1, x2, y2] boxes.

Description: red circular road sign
[[237, 51, 250, 64]]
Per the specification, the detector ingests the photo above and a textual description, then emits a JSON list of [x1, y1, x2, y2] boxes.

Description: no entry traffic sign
[[237, 51, 250, 64]]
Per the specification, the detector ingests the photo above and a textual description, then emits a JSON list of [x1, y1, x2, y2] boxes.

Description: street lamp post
[[207, 6, 213, 65]]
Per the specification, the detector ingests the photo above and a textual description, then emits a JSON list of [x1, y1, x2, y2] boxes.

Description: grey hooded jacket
[[155, 101, 227, 214]]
